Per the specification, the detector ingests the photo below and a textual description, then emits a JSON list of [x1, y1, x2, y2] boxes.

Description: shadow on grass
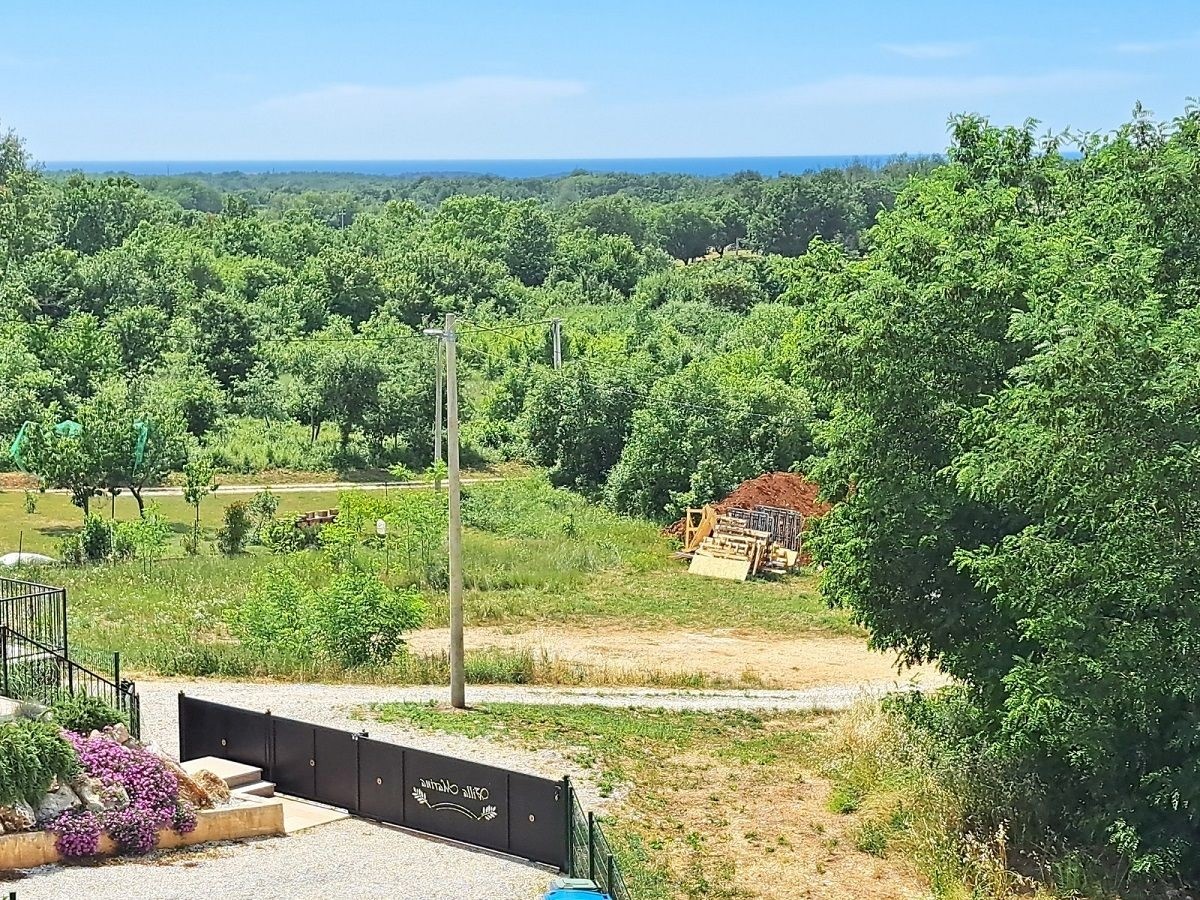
[[36, 526, 77, 538]]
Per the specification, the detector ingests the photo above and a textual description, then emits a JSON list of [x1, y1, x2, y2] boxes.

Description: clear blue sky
[[2, 0, 1196, 161]]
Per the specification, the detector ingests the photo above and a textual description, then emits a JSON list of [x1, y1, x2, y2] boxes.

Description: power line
[[456, 318, 559, 336], [458, 342, 783, 422]]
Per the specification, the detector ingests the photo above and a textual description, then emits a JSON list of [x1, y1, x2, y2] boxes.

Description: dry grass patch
[[366, 703, 929, 899]]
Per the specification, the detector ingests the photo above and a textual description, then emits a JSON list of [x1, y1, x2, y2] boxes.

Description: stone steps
[[234, 780, 276, 798], [181, 756, 275, 797]]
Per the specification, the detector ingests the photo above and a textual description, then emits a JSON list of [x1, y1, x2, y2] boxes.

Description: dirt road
[[405, 625, 945, 690]]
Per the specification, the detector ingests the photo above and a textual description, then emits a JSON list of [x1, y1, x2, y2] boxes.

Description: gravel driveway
[[10, 817, 552, 899]]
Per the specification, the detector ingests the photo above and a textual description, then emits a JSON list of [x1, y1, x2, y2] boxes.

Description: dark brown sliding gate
[[178, 694, 568, 870]]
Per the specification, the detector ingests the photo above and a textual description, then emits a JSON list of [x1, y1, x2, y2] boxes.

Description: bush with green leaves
[[227, 568, 425, 667], [51, 693, 128, 734], [311, 571, 425, 666], [258, 516, 308, 553], [216, 500, 253, 555], [321, 489, 446, 586], [801, 109, 1200, 882], [79, 513, 111, 561], [247, 489, 280, 540], [0, 719, 80, 806]]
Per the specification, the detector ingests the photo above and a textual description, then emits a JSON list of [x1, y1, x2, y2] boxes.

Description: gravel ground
[[10, 678, 925, 898], [10, 818, 553, 899]]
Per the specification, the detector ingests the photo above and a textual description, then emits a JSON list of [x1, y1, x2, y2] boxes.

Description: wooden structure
[[295, 508, 338, 528], [679, 506, 802, 582]]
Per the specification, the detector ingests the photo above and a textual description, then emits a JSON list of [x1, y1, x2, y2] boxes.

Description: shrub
[[259, 516, 314, 553], [22, 491, 37, 514], [80, 514, 111, 561], [57, 534, 84, 566], [51, 693, 128, 734], [227, 568, 425, 668], [247, 489, 280, 540], [216, 501, 253, 555], [225, 569, 313, 659], [0, 720, 80, 806], [110, 521, 137, 560], [311, 572, 426, 667]]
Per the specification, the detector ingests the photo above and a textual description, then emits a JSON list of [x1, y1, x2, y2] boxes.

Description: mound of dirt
[[665, 472, 830, 537]]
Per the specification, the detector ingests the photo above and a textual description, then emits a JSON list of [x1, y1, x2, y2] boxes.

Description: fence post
[[587, 811, 596, 883], [1, 625, 8, 697], [607, 852, 615, 892], [177, 692, 186, 761], [561, 776, 572, 875]]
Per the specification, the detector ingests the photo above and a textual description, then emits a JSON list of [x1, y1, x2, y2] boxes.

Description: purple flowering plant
[[47, 732, 199, 858]]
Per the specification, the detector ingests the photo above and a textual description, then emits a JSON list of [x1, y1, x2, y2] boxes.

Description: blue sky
[[2, 0, 1197, 160]]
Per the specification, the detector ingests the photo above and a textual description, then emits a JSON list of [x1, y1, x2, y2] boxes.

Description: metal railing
[[0, 626, 140, 738], [0, 577, 68, 653], [567, 786, 631, 900]]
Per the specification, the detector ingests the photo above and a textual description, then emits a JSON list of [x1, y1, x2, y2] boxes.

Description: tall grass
[[819, 701, 1125, 900]]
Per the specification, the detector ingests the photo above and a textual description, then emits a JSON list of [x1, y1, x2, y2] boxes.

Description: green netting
[[8, 419, 149, 473], [132, 421, 149, 471], [8, 420, 33, 472]]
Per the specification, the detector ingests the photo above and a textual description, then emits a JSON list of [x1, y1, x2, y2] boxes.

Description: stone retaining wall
[[0, 796, 285, 870]]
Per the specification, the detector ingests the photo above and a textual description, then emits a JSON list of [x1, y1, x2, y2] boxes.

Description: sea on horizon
[[39, 155, 926, 179]]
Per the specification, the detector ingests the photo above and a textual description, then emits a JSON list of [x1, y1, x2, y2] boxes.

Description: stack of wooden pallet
[[676, 504, 802, 581]]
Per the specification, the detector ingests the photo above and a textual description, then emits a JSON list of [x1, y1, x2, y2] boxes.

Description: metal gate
[[178, 694, 569, 870]]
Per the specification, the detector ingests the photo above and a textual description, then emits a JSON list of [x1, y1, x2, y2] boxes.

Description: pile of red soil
[[665, 472, 830, 537]]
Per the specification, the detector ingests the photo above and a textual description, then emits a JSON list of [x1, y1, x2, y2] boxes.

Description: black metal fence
[[568, 789, 632, 900], [178, 695, 569, 869], [0, 626, 141, 737], [0, 577, 67, 652]]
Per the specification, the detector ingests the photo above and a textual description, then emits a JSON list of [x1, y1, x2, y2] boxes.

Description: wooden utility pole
[[443, 313, 466, 709], [434, 338, 444, 487]]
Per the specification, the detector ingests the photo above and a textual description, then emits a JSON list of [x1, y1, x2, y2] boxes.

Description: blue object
[[544, 877, 612, 900]]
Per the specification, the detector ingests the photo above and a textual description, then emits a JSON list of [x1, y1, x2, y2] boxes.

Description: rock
[[35, 781, 81, 825], [108, 723, 131, 745], [176, 770, 216, 809], [193, 770, 231, 806], [0, 799, 37, 832], [101, 784, 129, 810], [69, 774, 125, 813], [144, 744, 217, 809]]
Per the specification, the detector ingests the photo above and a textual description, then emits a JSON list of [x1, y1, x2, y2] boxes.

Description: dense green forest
[[1, 126, 925, 518], [8, 103, 1200, 889]]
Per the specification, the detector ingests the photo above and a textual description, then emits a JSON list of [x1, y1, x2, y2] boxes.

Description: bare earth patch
[[656, 748, 926, 900], [405, 625, 946, 690]]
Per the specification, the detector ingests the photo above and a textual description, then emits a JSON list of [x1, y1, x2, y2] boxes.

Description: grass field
[[0, 479, 852, 679], [365, 701, 1090, 900], [364, 702, 931, 900]]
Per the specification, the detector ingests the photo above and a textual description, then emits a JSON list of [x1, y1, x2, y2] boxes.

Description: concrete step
[[181, 756, 263, 789], [233, 780, 276, 798]]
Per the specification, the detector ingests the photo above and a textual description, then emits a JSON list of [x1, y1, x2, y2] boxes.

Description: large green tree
[[801, 109, 1200, 878]]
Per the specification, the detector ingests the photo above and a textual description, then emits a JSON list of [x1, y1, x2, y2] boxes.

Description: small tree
[[216, 501, 253, 555], [181, 454, 218, 555], [247, 489, 280, 542], [125, 502, 171, 574], [20, 417, 105, 519]]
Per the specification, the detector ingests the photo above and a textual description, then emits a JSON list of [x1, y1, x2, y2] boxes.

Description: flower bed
[[0, 799, 285, 870], [0, 717, 285, 869]]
